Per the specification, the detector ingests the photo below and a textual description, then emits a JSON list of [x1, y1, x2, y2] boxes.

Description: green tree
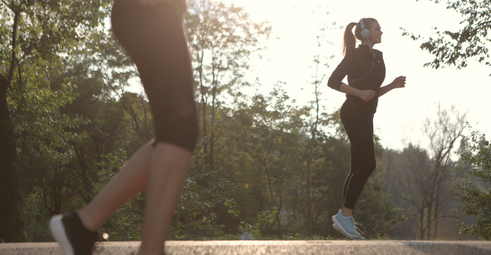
[[4, 20, 140, 241], [304, 23, 334, 237], [12, 57, 137, 241], [185, 0, 271, 171], [403, 0, 491, 73], [230, 86, 308, 238], [386, 145, 435, 239], [453, 130, 491, 240], [169, 0, 273, 240], [384, 104, 467, 240], [9, 61, 84, 241], [0, 0, 112, 241], [40, 33, 144, 241], [422, 104, 467, 239]]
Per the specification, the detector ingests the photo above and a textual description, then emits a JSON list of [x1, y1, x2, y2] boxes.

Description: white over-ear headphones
[[360, 18, 370, 39]]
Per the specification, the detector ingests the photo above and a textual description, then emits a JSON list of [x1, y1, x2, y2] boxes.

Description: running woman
[[327, 18, 406, 240], [49, 0, 198, 254]]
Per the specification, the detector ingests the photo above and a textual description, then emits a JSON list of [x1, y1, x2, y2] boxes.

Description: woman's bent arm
[[339, 83, 377, 102], [378, 76, 406, 97]]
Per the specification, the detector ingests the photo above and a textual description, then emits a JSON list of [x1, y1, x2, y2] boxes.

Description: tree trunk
[[197, 51, 208, 163], [0, 7, 26, 242], [263, 164, 275, 209], [305, 52, 322, 239], [434, 194, 439, 239], [209, 85, 216, 170], [0, 75, 25, 242], [263, 163, 281, 237], [427, 200, 432, 239], [306, 129, 315, 239], [277, 187, 283, 239], [419, 204, 424, 240]]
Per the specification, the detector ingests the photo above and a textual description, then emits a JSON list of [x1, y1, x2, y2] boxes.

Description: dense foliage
[[453, 131, 491, 240], [0, 0, 487, 242], [404, 0, 491, 73]]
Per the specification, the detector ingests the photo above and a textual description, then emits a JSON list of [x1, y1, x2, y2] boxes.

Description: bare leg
[[76, 140, 191, 255], [138, 142, 191, 255], [78, 142, 154, 231], [342, 207, 354, 217]]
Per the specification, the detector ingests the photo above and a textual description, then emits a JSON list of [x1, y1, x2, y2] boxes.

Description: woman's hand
[[358, 90, 377, 102], [392, 76, 406, 89]]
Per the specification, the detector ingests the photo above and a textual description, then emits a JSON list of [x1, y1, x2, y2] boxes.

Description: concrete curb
[[1, 240, 491, 255]]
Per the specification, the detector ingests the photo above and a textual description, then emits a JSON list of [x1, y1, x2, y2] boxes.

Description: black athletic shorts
[[111, 0, 198, 152]]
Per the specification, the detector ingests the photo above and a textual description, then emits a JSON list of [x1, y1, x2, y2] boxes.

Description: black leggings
[[340, 102, 376, 210], [111, 0, 198, 152]]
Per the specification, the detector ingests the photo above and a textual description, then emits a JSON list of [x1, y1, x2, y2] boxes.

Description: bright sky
[[128, 0, 491, 151]]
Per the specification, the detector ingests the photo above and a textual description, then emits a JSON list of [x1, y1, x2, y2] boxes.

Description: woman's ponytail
[[342, 18, 378, 56], [343, 22, 358, 56]]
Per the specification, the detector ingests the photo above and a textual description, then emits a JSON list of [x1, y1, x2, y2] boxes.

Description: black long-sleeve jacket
[[327, 45, 386, 115]]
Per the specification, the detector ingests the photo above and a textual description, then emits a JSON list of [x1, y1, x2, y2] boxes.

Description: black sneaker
[[49, 212, 98, 255]]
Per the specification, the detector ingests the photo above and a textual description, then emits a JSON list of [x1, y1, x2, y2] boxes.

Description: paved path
[[1, 240, 491, 255]]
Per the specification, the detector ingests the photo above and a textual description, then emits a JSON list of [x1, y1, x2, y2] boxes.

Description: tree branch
[[7, 7, 21, 86]]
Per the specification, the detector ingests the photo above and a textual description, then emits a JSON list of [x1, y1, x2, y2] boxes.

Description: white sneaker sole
[[333, 223, 364, 240], [50, 215, 75, 255], [332, 216, 362, 240]]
